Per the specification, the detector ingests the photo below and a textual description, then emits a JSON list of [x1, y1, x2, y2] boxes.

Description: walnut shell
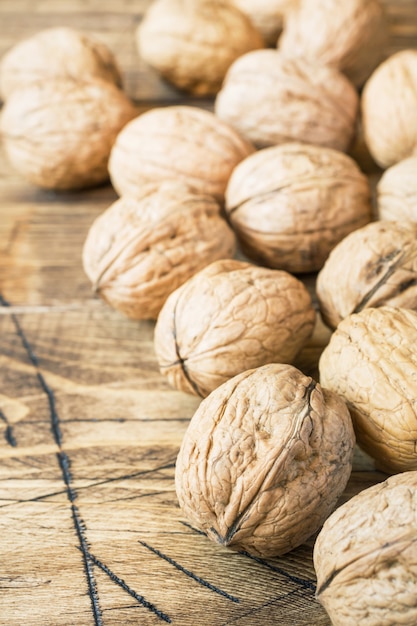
[[108, 105, 254, 201], [314, 471, 417, 626], [362, 50, 417, 169], [225, 142, 372, 273], [317, 220, 417, 330], [279, 0, 388, 88], [136, 0, 264, 96], [319, 306, 417, 473], [175, 363, 355, 557], [229, 0, 296, 46], [82, 182, 236, 320], [0, 77, 136, 190], [154, 259, 316, 397], [214, 49, 359, 151], [377, 156, 417, 222], [0, 27, 122, 101]]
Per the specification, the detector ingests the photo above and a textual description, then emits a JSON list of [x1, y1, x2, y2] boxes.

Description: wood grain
[[0, 2, 415, 625]]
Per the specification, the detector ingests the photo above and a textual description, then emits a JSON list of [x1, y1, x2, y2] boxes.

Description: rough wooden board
[[0, 303, 386, 626]]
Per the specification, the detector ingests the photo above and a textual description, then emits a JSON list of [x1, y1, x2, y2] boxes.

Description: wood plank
[[0, 305, 385, 626]]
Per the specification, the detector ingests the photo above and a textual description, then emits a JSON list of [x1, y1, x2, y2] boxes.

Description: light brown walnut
[[175, 363, 355, 557], [225, 142, 372, 273], [0, 26, 122, 101], [319, 306, 417, 473], [314, 471, 417, 626], [136, 0, 264, 96], [362, 50, 417, 169], [154, 259, 316, 397], [317, 220, 417, 329], [214, 49, 359, 151], [377, 156, 417, 222], [108, 105, 254, 201], [279, 0, 388, 88], [0, 77, 136, 190], [82, 182, 236, 320]]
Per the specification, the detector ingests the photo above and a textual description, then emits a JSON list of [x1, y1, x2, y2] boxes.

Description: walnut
[[214, 49, 358, 151], [225, 142, 372, 273], [377, 156, 417, 222], [0, 27, 122, 101], [319, 306, 417, 474], [108, 105, 254, 201], [154, 259, 316, 397], [314, 471, 417, 626], [317, 220, 417, 330], [135, 0, 264, 96], [362, 50, 417, 169], [175, 362, 355, 557], [0, 77, 136, 190], [279, 0, 388, 88], [82, 182, 236, 320], [229, 0, 297, 46]]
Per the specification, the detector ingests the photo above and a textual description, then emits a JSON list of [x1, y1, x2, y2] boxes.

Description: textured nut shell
[[377, 156, 417, 222], [0, 78, 136, 190], [230, 0, 296, 46], [136, 0, 264, 96], [214, 49, 359, 151], [154, 259, 316, 397], [108, 105, 254, 200], [279, 0, 388, 87], [0, 27, 122, 100], [314, 471, 417, 626], [82, 182, 236, 320], [317, 220, 417, 329], [175, 363, 355, 557], [362, 50, 417, 169], [319, 306, 417, 473], [225, 142, 371, 273]]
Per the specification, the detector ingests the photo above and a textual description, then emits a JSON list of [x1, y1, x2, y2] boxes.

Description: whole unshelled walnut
[[314, 471, 417, 626], [279, 0, 388, 88], [175, 363, 355, 557], [215, 49, 358, 151], [136, 0, 263, 96], [0, 77, 136, 190], [377, 156, 417, 222], [319, 306, 417, 473], [225, 142, 372, 273], [108, 105, 254, 201], [154, 259, 316, 397], [229, 0, 296, 46], [0, 27, 122, 101], [82, 182, 236, 320], [362, 50, 417, 168], [317, 220, 417, 330]]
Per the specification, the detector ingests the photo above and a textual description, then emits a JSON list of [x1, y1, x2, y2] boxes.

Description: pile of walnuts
[[2, 2, 417, 624]]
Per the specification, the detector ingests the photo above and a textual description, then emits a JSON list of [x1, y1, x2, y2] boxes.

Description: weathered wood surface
[[0, 2, 416, 625]]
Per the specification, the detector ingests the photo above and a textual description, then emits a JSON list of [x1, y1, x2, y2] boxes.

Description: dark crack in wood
[[240, 551, 317, 592], [139, 539, 240, 603], [0, 293, 103, 626], [0, 407, 17, 447], [83, 548, 172, 623]]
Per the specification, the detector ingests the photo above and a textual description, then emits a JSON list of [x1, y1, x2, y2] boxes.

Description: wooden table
[[0, 2, 415, 624]]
